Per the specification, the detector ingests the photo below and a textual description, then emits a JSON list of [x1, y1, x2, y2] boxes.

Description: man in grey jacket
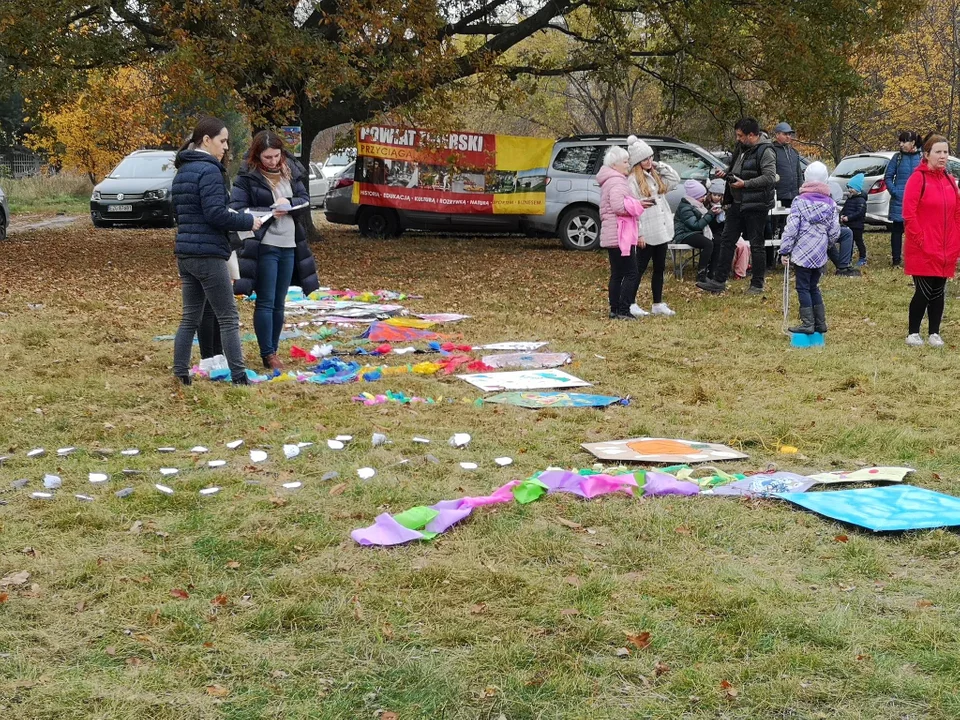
[[697, 117, 778, 294]]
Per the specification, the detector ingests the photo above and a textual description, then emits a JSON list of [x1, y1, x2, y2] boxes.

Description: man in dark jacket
[[697, 117, 778, 294], [772, 122, 802, 207]]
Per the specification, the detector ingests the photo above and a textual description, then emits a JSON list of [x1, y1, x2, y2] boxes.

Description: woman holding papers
[[231, 130, 319, 370], [171, 116, 262, 386]]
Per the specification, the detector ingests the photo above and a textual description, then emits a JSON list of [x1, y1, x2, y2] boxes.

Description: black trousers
[[608, 246, 640, 315], [891, 221, 904, 265], [851, 227, 866, 260], [682, 233, 714, 277], [909, 276, 946, 335], [713, 204, 768, 287], [636, 243, 668, 304]]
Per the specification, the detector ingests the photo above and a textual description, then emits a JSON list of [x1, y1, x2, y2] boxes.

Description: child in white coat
[[626, 135, 681, 316]]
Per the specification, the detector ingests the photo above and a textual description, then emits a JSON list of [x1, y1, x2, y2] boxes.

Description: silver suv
[[324, 134, 725, 250]]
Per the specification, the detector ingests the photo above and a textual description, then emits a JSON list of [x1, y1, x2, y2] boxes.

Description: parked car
[[308, 162, 329, 208], [319, 152, 355, 180], [0, 185, 8, 241], [829, 151, 960, 227], [90, 150, 177, 228], [325, 135, 727, 249]]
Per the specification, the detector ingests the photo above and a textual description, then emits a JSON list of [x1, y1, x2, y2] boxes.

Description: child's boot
[[789, 306, 816, 335], [813, 304, 828, 333]]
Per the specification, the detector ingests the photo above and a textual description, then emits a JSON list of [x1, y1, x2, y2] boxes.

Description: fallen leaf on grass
[[834, 534, 849, 543], [224, 561, 241, 570], [352, 595, 363, 621], [169, 588, 190, 600], [269, 496, 288, 507], [329, 483, 347, 496], [614, 647, 630, 658], [126, 657, 143, 667], [381, 623, 394, 640], [206, 684, 229, 697], [0, 570, 30, 587], [626, 631, 651, 650], [653, 660, 670, 676], [0, 592, 7, 603], [470, 602, 487, 615], [556, 517, 582, 531], [674, 525, 692, 535], [856, 654, 870, 661], [381, 713, 398, 720], [720, 679, 738, 700], [129, 521, 143, 535], [75, 600, 86, 613], [203, 642, 214, 649], [564, 575, 582, 587], [104, 646, 117, 657], [916, 599, 934, 608], [271, 669, 289, 679], [147, 609, 160, 626], [559, 608, 580, 616], [211, 594, 229, 606]]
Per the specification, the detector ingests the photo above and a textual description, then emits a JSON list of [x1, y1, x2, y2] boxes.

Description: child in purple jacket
[[780, 162, 841, 334]]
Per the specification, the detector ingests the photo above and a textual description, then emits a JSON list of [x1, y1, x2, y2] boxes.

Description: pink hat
[[684, 179, 707, 199]]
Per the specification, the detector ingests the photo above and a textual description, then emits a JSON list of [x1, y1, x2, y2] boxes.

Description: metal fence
[[0, 147, 44, 178]]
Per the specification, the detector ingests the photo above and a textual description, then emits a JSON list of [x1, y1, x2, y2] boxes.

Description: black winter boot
[[696, 268, 708, 283], [789, 306, 816, 335], [813, 304, 828, 333]]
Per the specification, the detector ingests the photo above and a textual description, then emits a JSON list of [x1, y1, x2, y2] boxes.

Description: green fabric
[[393, 506, 439, 531], [673, 199, 714, 242], [513, 477, 549, 504]]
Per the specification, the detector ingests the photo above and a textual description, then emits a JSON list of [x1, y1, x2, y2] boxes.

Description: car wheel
[[558, 206, 601, 250], [0, 213, 6, 241], [358, 207, 400, 238]]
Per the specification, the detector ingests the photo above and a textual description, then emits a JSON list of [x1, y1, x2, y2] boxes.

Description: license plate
[[110, 205, 133, 212]]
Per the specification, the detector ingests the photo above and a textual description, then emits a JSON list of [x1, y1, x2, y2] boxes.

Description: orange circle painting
[[626, 439, 692, 456]]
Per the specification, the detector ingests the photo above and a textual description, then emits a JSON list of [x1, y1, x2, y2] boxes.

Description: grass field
[[0, 173, 92, 215], [1, 218, 960, 719]]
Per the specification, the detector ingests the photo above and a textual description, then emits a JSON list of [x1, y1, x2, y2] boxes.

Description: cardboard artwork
[[473, 342, 549, 351], [484, 391, 622, 408], [805, 467, 914, 485], [581, 437, 748, 463], [704, 471, 816, 497], [480, 352, 571, 369], [457, 369, 591, 392], [778, 485, 960, 532]]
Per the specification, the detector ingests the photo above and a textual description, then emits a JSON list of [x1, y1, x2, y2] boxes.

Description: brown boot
[[263, 353, 284, 371]]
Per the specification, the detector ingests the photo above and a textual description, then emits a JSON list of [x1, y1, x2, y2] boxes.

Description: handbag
[[226, 250, 240, 281]]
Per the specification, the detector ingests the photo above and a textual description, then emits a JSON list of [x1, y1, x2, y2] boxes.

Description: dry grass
[[1, 218, 960, 718], [0, 172, 92, 214]]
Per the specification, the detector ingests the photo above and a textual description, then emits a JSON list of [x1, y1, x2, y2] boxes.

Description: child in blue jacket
[[840, 173, 868, 265]]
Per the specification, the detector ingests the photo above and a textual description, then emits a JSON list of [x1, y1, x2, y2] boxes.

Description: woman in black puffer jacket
[[230, 130, 319, 370], [171, 117, 262, 385]]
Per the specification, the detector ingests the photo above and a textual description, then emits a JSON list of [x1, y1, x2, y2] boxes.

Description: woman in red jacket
[[902, 134, 960, 347]]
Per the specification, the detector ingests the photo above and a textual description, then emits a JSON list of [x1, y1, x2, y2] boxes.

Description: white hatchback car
[[308, 162, 329, 208]]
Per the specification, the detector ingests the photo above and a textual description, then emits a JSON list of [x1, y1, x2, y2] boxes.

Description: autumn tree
[[25, 67, 174, 182]]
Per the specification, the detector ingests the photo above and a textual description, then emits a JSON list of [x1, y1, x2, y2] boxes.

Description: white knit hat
[[627, 135, 654, 166], [804, 161, 829, 184]]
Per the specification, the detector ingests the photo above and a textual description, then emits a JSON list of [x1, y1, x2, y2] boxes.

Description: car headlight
[[144, 188, 168, 200], [92, 190, 101, 201]]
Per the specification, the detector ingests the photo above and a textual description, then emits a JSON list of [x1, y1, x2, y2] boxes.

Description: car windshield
[[108, 156, 176, 179], [325, 154, 351, 167], [833, 156, 889, 178]]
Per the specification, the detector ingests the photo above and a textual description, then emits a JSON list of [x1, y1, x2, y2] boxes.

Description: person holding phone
[[230, 130, 319, 370], [171, 116, 262, 386], [697, 117, 778, 295]]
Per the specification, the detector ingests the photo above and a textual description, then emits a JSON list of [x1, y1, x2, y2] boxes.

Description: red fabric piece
[[364, 322, 441, 342], [439, 355, 473, 374], [903, 158, 960, 278], [466, 360, 494, 372], [375, 343, 393, 355], [440, 342, 455, 351], [290, 345, 316, 361]]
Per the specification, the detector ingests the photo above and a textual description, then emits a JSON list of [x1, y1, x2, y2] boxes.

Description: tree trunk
[[298, 98, 324, 243]]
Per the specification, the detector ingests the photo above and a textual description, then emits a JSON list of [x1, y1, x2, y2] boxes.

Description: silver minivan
[[324, 135, 726, 250]]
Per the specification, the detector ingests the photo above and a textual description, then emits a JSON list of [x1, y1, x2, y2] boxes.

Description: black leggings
[[852, 227, 866, 260], [909, 276, 946, 335], [636, 243, 668, 304], [682, 233, 714, 276], [608, 246, 640, 315]]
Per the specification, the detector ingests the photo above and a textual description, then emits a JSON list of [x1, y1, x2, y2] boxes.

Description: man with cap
[[772, 122, 803, 208], [697, 116, 778, 295]]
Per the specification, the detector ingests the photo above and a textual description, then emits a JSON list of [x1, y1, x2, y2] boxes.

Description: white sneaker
[[629, 303, 649, 317], [906, 333, 925, 346], [929, 333, 945, 347], [651, 303, 676, 316]]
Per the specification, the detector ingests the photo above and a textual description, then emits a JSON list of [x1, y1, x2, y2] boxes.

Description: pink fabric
[[732, 238, 750, 278], [615, 195, 646, 256], [598, 165, 631, 249], [461, 480, 521, 508], [539, 469, 639, 498]]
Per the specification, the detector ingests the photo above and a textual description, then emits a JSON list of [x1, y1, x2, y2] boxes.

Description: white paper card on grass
[[456, 369, 590, 392]]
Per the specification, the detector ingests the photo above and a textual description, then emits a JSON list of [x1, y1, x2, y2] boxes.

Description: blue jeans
[[794, 265, 823, 308], [254, 244, 296, 358], [827, 227, 854, 270]]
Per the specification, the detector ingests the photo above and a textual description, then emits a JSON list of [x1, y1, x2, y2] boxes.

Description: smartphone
[[728, 175, 742, 184]]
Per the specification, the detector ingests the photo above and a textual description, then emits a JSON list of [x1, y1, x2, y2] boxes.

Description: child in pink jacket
[[598, 145, 648, 319]]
